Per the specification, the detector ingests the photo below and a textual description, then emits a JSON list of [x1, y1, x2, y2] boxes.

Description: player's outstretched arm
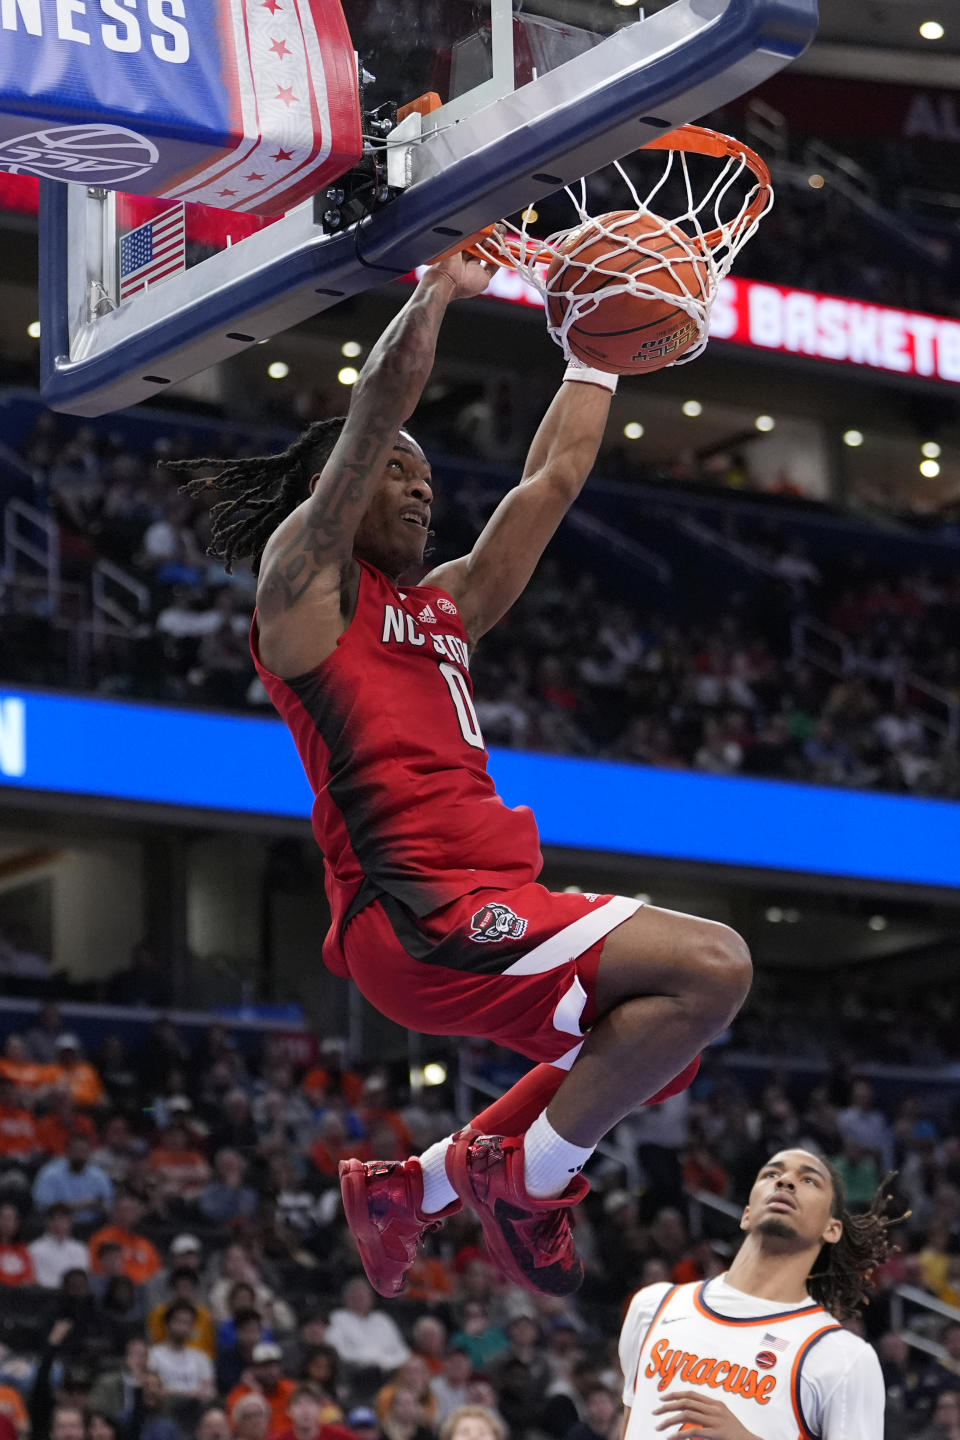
[[424, 372, 613, 643], [256, 253, 491, 666]]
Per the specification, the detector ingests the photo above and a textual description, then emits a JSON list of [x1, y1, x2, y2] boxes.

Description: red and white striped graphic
[[159, 0, 361, 217]]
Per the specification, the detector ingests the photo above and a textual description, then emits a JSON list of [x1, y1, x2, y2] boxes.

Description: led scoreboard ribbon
[[0, 691, 957, 891]]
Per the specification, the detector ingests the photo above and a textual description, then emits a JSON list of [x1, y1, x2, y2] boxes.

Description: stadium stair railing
[[890, 1284, 960, 1361], [792, 614, 959, 743]]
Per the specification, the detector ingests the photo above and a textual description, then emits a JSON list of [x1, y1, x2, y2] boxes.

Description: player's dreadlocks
[[160, 416, 347, 574], [807, 1161, 905, 1320]]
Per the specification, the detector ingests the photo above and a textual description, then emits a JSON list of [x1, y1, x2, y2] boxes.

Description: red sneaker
[[339, 1157, 461, 1298], [445, 1131, 588, 1296]]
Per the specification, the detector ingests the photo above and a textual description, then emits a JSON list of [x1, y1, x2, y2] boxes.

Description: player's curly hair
[[807, 1162, 905, 1320], [160, 416, 347, 574]]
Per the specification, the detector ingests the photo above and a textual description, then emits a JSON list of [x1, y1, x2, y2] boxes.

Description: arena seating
[[2, 391, 959, 800], [0, 997, 954, 1440]]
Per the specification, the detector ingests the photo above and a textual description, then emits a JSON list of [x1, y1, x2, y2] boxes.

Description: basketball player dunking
[[168, 252, 752, 1299], [619, 1150, 891, 1439]]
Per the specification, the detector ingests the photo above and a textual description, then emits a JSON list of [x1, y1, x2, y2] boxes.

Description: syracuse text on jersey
[[645, 1338, 777, 1405], [0, 0, 191, 63]]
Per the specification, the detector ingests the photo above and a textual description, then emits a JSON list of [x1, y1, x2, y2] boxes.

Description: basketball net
[[461, 125, 772, 370]]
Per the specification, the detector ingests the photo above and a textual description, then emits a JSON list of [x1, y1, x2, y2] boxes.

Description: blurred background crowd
[[1, 12, 959, 1440], [1, 402, 959, 801], [0, 1003, 957, 1440]]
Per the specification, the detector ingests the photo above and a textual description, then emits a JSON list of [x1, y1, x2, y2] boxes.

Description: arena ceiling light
[[868, 915, 888, 931], [267, 361, 289, 380], [623, 422, 644, 439], [843, 429, 864, 448], [612, 0, 641, 8], [922, 441, 942, 459], [682, 399, 703, 417], [27, 321, 41, 339], [919, 20, 945, 40], [807, 173, 825, 190], [920, 458, 941, 478], [755, 414, 775, 432], [338, 366, 360, 386], [341, 340, 362, 358], [422, 1062, 447, 1086]]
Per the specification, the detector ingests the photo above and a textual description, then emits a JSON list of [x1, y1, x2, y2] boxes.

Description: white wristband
[[563, 361, 618, 393]]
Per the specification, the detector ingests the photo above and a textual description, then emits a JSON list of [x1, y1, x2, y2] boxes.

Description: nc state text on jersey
[[1, 0, 190, 63], [381, 606, 469, 668]]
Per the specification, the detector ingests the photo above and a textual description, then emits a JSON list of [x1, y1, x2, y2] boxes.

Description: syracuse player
[[619, 1150, 891, 1439], [167, 251, 752, 1299]]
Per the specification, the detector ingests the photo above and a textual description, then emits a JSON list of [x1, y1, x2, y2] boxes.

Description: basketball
[[544, 210, 709, 375]]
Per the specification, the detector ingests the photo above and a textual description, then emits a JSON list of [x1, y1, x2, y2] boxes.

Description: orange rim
[[431, 227, 554, 268], [434, 123, 771, 272], [644, 123, 773, 248]]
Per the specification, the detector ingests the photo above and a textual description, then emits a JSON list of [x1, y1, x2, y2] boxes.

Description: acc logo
[[0, 124, 158, 184], [437, 597, 458, 616], [469, 902, 528, 944], [754, 1351, 778, 1371]]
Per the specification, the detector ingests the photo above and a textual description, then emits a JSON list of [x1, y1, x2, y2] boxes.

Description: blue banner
[[0, 0, 361, 215], [0, 688, 958, 890]]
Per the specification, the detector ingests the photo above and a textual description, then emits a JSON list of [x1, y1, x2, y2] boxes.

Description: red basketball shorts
[[341, 884, 642, 1068]]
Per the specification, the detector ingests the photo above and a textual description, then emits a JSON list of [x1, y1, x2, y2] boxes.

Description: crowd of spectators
[[468, 548, 960, 798], [0, 1002, 957, 1439], [526, 104, 959, 323], [348, 11, 958, 324], [3, 406, 959, 801], [735, 174, 959, 321], [729, 969, 960, 1072]]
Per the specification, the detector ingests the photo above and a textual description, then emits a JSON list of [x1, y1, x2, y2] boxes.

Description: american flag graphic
[[762, 1333, 791, 1352], [118, 205, 186, 301]]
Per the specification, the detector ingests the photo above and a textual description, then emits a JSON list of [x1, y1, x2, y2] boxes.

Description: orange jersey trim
[[790, 1323, 843, 1439], [693, 1282, 826, 1327], [630, 1285, 678, 1397]]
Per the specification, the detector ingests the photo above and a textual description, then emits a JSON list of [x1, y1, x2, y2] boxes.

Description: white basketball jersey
[[622, 1279, 842, 1440]]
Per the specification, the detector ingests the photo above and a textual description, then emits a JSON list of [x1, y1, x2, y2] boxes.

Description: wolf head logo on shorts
[[469, 902, 528, 944]]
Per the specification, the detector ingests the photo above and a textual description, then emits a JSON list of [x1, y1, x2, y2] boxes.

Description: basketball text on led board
[[0, 689, 958, 890], [413, 265, 960, 386], [0, 170, 955, 385], [710, 281, 960, 384]]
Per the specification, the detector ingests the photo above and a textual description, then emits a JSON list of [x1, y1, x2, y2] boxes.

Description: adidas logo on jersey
[[418, 604, 437, 624], [437, 597, 457, 616]]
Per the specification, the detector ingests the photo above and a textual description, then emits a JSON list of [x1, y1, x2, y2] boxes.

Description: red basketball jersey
[[251, 560, 543, 973]]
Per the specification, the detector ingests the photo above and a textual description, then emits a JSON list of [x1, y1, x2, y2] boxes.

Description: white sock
[[523, 1109, 595, 1199], [418, 1135, 458, 1214]]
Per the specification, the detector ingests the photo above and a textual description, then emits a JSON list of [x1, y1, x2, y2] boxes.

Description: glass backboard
[[39, 0, 819, 416]]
